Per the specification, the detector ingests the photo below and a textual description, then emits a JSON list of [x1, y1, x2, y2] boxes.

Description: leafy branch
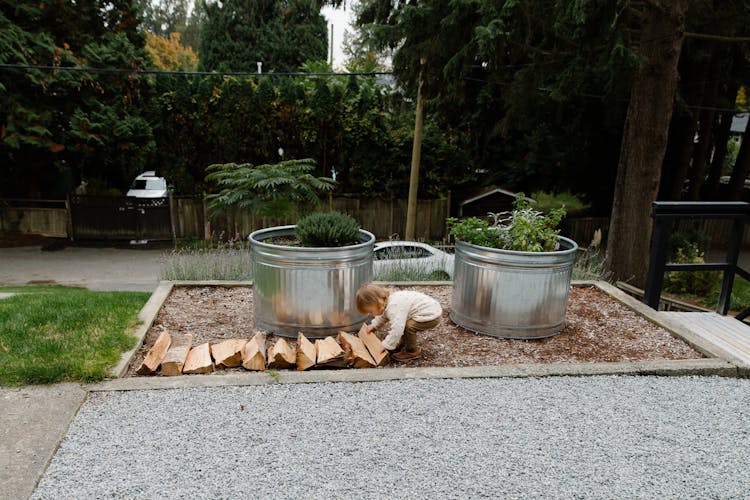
[[205, 158, 336, 219]]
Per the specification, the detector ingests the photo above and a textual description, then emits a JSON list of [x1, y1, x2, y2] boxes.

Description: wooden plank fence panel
[[0, 207, 68, 237], [2, 196, 449, 242]]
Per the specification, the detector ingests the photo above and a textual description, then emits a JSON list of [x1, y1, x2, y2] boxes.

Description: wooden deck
[[658, 312, 750, 368]]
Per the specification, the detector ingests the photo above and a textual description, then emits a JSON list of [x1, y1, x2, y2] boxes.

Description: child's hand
[[358, 323, 374, 335]]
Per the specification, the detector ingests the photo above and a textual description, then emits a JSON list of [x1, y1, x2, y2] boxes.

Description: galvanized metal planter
[[249, 225, 374, 338], [450, 236, 578, 339]]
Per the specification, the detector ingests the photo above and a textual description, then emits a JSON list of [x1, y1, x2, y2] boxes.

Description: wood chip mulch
[[125, 284, 703, 377]]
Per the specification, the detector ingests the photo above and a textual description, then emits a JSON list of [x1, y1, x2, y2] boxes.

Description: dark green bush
[[295, 212, 361, 247]]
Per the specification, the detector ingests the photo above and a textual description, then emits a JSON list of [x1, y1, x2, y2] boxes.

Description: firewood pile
[[135, 325, 390, 376]]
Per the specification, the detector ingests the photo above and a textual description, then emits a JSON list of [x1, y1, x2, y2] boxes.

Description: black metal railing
[[644, 201, 750, 320]]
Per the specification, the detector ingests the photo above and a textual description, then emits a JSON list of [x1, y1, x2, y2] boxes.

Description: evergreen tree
[[0, 0, 153, 197], [199, 0, 327, 72], [138, 0, 189, 38]]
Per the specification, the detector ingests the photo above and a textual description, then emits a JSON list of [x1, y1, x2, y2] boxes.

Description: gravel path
[[33, 376, 750, 499]]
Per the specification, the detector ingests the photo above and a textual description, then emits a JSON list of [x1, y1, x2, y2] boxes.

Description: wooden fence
[[0, 200, 68, 238], [174, 195, 451, 242], [1, 196, 450, 242], [5, 196, 750, 249]]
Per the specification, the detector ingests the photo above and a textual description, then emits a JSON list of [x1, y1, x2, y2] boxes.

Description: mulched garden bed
[[125, 284, 704, 376]]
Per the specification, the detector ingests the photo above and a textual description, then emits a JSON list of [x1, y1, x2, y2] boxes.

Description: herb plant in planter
[[447, 195, 578, 339], [250, 212, 375, 338]]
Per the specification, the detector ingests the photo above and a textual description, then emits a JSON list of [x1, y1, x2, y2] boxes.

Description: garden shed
[[458, 187, 534, 217]]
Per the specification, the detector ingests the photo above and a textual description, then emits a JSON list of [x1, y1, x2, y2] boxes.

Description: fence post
[[202, 193, 210, 241], [65, 193, 74, 241], [168, 192, 177, 246]]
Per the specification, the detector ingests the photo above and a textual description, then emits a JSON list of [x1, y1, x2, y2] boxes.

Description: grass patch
[[159, 247, 252, 281], [0, 285, 149, 386], [682, 276, 750, 312]]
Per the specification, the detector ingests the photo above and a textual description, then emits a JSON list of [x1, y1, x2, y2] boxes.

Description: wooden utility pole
[[405, 59, 425, 241]]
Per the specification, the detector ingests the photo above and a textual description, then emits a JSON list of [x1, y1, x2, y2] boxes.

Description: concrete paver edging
[[107, 279, 747, 389]]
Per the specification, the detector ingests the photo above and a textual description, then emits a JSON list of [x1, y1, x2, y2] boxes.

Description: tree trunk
[[727, 119, 750, 200], [605, 0, 688, 287], [687, 108, 717, 200], [659, 112, 698, 200], [687, 48, 721, 200]]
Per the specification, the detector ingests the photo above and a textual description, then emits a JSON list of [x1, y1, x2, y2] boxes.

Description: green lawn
[[0, 285, 150, 386]]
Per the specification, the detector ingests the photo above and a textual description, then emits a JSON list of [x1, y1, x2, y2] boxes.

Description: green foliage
[[354, 0, 642, 211], [448, 194, 566, 252], [295, 211, 361, 247], [702, 278, 750, 312], [663, 242, 719, 296], [205, 158, 335, 219], [0, 0, 153, 197], [159, 247, 252, 281], [0, 286, 149, 386], [199, 0, 327, 72], [531, 191, 590, 215]]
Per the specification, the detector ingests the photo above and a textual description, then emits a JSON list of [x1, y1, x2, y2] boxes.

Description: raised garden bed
[[124, 283, 704, 377]]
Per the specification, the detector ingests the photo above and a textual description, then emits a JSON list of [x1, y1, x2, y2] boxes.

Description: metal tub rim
[[249, 225, 375, 260], [456, 235, 578, 260]]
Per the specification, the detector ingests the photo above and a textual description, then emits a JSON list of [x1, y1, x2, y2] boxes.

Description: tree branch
[[684, 32, 750, 43]]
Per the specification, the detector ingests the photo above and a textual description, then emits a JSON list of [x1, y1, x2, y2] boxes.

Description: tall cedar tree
[[199, 0, 327, 73], [605, 0, 688, 286]]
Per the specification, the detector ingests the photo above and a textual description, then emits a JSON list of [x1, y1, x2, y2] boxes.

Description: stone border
[[90, 357, 738, 392], [109, 282, 174, 377], [585, 280, 748, 366], [107, 279, 747, 388]]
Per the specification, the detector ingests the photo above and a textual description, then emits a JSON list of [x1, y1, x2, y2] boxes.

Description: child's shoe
[[392, 347, 421, 361]]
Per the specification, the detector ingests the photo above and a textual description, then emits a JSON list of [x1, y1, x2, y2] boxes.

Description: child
[[356, 283, 443, 361]]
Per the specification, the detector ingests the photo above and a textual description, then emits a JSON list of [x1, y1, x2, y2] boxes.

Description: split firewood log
[[136, 329, 172, 375], [161, 333, 193, 376], [315, 336, 347, 368], [211, 339, 248, 368], [337, 331, 376, 368], [296, 332, 317, 371], [183, 342, 214, 374], [267, 338, 296, 369], [357, 324, 390, 367], [242, 331, 267, 371]]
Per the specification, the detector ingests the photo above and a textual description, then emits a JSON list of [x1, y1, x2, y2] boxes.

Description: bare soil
[[126, 284, 703, 376]]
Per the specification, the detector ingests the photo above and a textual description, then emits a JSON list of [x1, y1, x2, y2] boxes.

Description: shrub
[[530, 191, 590, 215], [447, 194, 566, 252], [295, 212, 361, 247], [663, 242, 719, 296]]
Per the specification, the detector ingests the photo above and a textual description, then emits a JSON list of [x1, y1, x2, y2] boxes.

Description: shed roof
[[459, 187, 535, 207]]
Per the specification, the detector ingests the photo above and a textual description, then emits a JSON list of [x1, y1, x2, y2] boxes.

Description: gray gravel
[[32, 376, 750, 499]]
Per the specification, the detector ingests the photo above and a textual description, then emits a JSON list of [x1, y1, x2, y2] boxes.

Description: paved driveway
[[0, 246, 164, 292]]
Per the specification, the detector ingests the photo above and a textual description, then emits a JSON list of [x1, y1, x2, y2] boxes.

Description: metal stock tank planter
[[249, 225, 375, 338], [450, 235, 578, 338], [447, 196, 578, 340]]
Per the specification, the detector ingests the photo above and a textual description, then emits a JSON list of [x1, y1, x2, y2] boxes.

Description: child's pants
[[402, 317, 441, 351]]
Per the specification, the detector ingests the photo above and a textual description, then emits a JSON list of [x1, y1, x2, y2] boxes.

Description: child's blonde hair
[[356, 283, 391, 313]]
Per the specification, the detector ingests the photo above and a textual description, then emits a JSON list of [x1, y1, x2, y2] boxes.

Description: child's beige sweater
[[370, 290, 443, 350]]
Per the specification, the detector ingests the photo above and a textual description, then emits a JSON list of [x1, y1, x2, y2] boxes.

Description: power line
[[0, 63, 393, 78]]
